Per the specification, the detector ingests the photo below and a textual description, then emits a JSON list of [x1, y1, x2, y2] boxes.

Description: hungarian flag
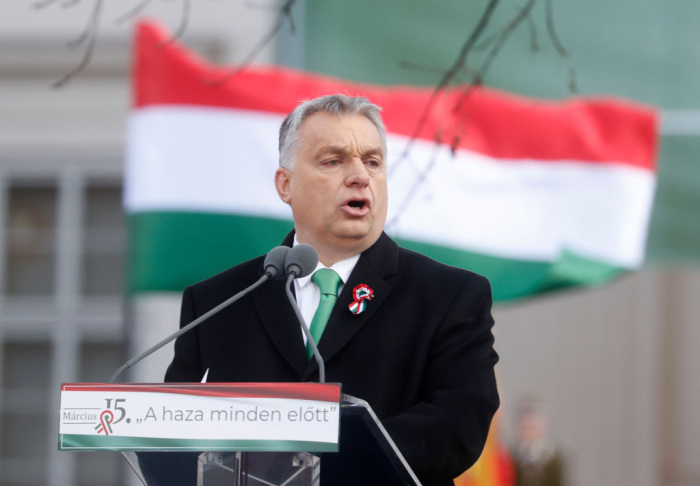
[[125, 21, 658, 301]]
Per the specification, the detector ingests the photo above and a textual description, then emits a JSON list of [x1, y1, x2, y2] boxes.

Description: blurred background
[[0, 1, 699, 485]]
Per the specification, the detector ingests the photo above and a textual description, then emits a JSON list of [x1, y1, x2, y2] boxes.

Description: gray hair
[[278, 94, 387, 169]]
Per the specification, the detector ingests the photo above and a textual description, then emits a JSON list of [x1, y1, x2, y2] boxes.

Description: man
[[512, 399, 565, 486], [165, 95, 499, 485]]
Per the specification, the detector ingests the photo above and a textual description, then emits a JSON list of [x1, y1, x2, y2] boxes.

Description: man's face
[[517, 412, 546, 444], [275, 112, 388, 264]]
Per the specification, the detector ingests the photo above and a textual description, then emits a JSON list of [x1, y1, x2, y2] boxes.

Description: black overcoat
[[165, 231, 500, 485]]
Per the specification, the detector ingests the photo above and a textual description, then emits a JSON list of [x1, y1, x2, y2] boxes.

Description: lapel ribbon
[[348, 284, 374, 315]]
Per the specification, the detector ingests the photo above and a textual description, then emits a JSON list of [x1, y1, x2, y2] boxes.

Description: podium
[[59, 384, 422, 486]]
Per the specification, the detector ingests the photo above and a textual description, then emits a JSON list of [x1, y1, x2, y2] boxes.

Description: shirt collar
[[293, 236, 360, 289]]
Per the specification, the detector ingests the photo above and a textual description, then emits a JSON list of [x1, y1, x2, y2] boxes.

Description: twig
[[568, 68, 578, 93], [545, 0, 568, 57], [66, 0, 101, 48], [472, 3, 530, 53], [544, 0, 577, 93], [206, 0, 298, 85], [389, 0, 502, 177], [52, 0, 104, 88], [159, 0, 191, 47], [454, 0, 537, 112], [386, 133, 443, 230], [526, 7, 539, 52], [395, 0, 536, 216], [33, 0, 61, 9]]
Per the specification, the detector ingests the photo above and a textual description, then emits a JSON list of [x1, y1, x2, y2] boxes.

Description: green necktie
[[307, 268, 342, 359]]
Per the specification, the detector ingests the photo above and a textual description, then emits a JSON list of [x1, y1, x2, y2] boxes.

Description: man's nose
[[345, 158, 370, 186]]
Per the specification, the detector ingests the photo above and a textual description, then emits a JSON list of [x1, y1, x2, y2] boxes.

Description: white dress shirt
[[292, 237, 359, 344]]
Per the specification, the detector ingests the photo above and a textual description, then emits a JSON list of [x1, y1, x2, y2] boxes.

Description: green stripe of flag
[[59, 434, 337, 452], [395, 239, 626, 301], [129, 212, 624, 301], [128, 212, 294, 293]]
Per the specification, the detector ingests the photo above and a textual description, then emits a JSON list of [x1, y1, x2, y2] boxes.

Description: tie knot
[[312, 268, 342, 297]]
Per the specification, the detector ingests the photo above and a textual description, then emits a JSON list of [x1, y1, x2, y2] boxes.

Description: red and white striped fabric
[[125, 21, 658, 300]]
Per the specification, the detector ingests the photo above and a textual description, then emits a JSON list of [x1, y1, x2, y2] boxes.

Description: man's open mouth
[[347, 200, 366, 209], [343, 198, 370, 216]]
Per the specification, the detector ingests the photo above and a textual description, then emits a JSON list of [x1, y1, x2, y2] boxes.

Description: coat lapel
[[251, 231, 400, 380], [304, 232, 399, 377]]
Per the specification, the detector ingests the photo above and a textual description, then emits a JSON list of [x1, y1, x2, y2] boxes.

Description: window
[[5, 184, 57, 296], [0, 163, 127, 485], [82, 184, 125, 296]]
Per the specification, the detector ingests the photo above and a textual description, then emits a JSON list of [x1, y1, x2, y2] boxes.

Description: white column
[[127, 294, 182, 383], [632, 270, 663, 486], [47, 167, 84, 486]]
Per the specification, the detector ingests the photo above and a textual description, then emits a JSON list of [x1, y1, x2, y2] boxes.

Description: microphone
[[285, 244, 318, 278], [264, 246, 291, 279], [109, 246, 290, 383], [282, 244, 328, 383]]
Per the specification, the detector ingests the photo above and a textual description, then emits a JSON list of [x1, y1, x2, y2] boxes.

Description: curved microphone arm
[[109, 274, 269, 384]]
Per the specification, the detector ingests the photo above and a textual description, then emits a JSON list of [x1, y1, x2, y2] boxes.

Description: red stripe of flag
[[134, 21, 657, 170]]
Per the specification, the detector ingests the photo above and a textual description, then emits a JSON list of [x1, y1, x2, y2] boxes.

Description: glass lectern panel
[[121, 396, 421, 486]]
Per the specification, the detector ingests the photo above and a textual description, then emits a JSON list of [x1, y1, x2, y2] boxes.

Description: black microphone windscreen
[[285, 244, 319, 278], [264, 246, 290, 279]]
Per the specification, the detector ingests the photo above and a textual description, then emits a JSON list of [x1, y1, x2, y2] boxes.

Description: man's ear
[[274, 167, 292, 204]]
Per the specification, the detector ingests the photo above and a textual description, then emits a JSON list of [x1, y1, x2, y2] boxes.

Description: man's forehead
[[301, 111, 377, 132], [299, 112, 383, 146]]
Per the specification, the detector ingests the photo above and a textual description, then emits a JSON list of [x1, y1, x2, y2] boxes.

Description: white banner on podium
[[59, 383, 341, 452]]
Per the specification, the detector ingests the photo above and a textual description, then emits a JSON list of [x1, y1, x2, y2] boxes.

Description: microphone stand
[[285, 273, 326, 384], [109, 274, 269, 384], [109, 244, 319, 384]]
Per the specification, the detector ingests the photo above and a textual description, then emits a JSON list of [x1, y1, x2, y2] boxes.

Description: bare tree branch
[[545, 0, 568, 57], [389, 0, 502, 177], [544, 0, 577, 94], [33, 0, 61, 9], [454, 0, 537, 112], [385, 132, 443, 231], [52, 0, 103, 88], [472, 2, 532, 53], [569, 68, 578, 93], [390, 0, 566, 227], [206, 0, 298, 86], [47, 0, 298, 87], [66, 0, 100, 48], [526, 7, 540, 52], [159, 0, 192, 47]]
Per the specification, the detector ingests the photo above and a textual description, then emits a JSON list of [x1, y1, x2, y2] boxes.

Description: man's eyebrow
[[314, 144, 348, 155], [362, 147, 384, 158], [314, 144, 384, 157]]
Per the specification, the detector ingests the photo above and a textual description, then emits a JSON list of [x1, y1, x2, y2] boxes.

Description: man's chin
[[331, 227, 381, 251], [332, 222, 373, 239], [304, 225, 382, 264]]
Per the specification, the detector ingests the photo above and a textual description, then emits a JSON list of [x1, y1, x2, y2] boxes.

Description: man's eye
[[366, 159, 381, 168], [324, 159, 340, 166]]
